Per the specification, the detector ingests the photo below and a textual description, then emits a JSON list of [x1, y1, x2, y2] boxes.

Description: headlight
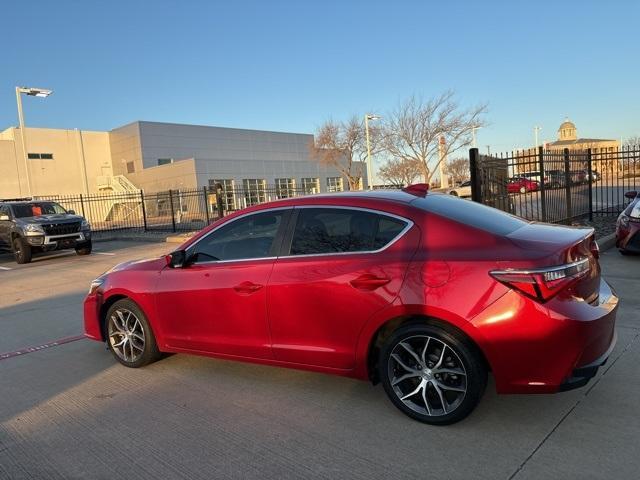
[[24, 224, 44, 234], [619, 214, 630, 228], [88, 277, 105, 295], [81, 219, 91, 230]]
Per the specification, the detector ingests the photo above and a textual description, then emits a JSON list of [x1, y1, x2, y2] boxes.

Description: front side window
[[12, 202, 67, 218], [190, 210, 285, 262], [289, 208, 408, 256]]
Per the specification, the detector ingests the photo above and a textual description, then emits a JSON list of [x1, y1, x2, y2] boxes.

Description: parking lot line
[[0, 334, 86, 361], [0, 266, 12, 270], [93, 252, 116, 256]]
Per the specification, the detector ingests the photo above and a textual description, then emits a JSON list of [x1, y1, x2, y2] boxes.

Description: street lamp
[[364, 113, 381, 190], [472, 125, 482, 148], [534, 126, 542, 149], [15, 86, 53, 196]]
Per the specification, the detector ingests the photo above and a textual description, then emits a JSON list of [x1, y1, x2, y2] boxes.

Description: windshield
[[12, 202, 68, 218]]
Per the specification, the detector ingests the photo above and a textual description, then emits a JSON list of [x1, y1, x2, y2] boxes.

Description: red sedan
[[616, 190, 640, 254], [508, 177, 539, 194], [84, 186, 617, 425]]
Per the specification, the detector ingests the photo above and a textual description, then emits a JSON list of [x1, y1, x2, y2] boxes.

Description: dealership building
[[0, 121, 365, 201]]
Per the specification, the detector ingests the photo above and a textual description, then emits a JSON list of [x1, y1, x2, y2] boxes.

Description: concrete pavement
[[0, 242, 639, 479]]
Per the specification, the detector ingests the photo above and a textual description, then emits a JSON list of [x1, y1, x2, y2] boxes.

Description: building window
[[275, 178, 296, 198], [27, 153, 53, 160], [326, 177, 344, 192], [301, 177, 320, 194], [157, 158, 173, 166], [126, 161, 135, 174], [209, 179, 236, 211], [242, 179, 266, 206]]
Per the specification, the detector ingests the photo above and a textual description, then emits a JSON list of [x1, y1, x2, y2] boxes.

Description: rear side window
[[191, 210, 285, 262], [289, 208, 407, 255], [412, 195, 527, 236]]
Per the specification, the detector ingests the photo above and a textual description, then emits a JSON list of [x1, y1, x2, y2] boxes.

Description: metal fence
[[469, 145, 640, 224], [34, 185, 320, 233]]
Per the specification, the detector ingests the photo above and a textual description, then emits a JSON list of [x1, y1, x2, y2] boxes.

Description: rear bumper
[[472, 278, 618, 394], [559, 329, 616, 391]]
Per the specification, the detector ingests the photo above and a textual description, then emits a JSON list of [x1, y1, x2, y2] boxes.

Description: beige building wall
[[0, 127, 112, 197], [125, 158, 198, 193]]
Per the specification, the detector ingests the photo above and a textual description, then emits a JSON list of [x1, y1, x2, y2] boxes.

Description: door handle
[[350, 274, 391, 291], [233, 281, 264, 294]]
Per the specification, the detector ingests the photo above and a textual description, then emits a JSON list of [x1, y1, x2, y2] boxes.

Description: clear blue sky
[[2, 0, 638, 153]]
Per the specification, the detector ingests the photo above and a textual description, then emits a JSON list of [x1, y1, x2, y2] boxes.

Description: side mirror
[[624, 191, 638, 200], [0, 214, 9, 221], [167, 250, 187, 268], [68, 209, 76, 215]]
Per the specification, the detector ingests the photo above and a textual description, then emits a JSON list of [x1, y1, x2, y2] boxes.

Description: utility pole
[[534, 126, 542, 149], [486, 145, 491, 155], [438, 135, 448, 188], [364, 113, 380, 190], [472, 126, 482, 148]]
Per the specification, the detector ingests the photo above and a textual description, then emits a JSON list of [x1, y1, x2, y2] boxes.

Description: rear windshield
[[411, 194, 527, 236], [11, 202, 67, 218]]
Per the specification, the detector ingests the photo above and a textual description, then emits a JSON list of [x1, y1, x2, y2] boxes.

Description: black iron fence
[[469, 146, 640, 224], [35, 185, 319, 233]]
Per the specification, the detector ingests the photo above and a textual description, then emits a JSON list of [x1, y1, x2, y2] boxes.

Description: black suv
[[0, 199, 92, 264]]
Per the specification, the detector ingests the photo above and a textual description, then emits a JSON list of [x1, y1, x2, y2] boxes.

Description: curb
[[166, 232, 197, 244], [597, 233, 616, 252]]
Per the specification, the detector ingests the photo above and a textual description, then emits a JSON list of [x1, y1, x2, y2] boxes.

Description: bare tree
[[309, 116, 381, 190], [378, 158, 422, 187], [624, 136, 640, 148], [444, 157, 470, 185], [381, 92, 487, 183]]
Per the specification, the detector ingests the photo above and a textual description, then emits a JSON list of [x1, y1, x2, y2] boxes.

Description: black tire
[[75, 240, 92, 256], [13, 236, 32, 264], [379, 323, 487, 425], [449, 191, 459, 197], [105, 299, 161, 368]]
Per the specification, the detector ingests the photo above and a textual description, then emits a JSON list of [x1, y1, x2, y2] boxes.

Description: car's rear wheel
[[75, 240, 92, 256], [379, 323, 487, 425], [449, 191, 459, 197], [519, 186, 526, 194], [13, 236, 32, 264], [105, 299, 160, 368]]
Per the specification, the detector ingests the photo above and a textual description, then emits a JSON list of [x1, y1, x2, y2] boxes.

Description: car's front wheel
[[75, 240, 92, 255], [105, 299, 161, 368], [13, 236, 32, 264], [379, 323, 487, 425], [519, 186, 527, 194]]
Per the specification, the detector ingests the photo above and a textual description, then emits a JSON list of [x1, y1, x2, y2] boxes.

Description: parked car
[[0, 199, 92, 264], [448, 180, 472, 197], [616, 190, 640, 254], [84, 186, 617, 425], [507, 177, 539, 193], [575, 169, 601, 184]]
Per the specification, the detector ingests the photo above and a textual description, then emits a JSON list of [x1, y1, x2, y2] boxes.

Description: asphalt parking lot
[[1, 240, 639, 479]]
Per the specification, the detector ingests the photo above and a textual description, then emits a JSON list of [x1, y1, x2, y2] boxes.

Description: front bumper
[[25, 231, 91, 248], [616, 223, 640, 253], [472, 278, 618, 394]]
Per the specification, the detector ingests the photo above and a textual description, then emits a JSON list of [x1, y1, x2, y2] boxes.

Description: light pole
[[15, 86, 53, 196], [472, 125, 482, 148], [364, 113, 380, 190], [534, 126, 542, 149]]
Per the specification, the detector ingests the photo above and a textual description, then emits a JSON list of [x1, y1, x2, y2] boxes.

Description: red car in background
[[84, 186, 617, 425], [508, 177, 539, 194], [616, 190, 640, 254]]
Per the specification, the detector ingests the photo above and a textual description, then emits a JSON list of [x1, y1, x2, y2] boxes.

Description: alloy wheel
[[387, 335, 467, 417], [108, 308, 146, 363]]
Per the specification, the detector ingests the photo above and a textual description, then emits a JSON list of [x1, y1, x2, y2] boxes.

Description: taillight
[[490, 258, 590, 302]]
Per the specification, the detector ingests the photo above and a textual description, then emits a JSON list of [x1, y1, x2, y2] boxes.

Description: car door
[[267, 206, 419, 370], [0, 205, 12, 250], [155, 208, 291, 359]]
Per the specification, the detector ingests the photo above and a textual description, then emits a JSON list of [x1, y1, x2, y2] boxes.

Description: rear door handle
[[233, 281, 264, 294], [350, 274, 391, 291]]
